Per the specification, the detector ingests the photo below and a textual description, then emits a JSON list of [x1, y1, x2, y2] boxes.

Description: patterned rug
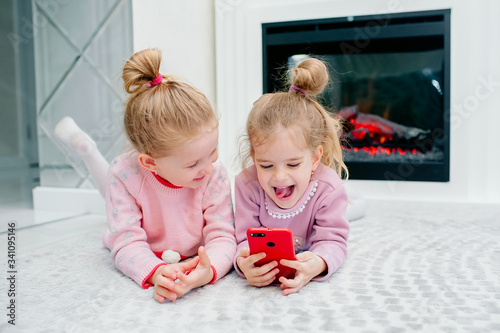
[[1, 200, 499, 332]]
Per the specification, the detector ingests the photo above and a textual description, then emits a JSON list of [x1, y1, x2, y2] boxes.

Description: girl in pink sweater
[[55, 49, 236, 302], [235, 58, 353, 295]]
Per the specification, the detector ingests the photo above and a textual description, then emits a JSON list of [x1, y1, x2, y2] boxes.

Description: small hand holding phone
[[247, 227, 297, 281]]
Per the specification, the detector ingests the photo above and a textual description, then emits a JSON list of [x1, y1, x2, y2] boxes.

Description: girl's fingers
[[237, 252, 268, 272], [282, 286, 301, 296], [185, 256, 201, 269], [154, 284, 178, 302], [253, 260, 278, 276], [250, 268, 279, 287], [279, 276, 299, 288], [294, 252, 309, 261], [259, 267, 279, 281], [238, 247, 250, 257], [168, 273, 200, 298], [153, 292, 165, 303], [279, 259, 302, 270], [279, 276, 304, 296], [248, 252, 267, 265], [197, 246, 211, 267], [156, 274, 176, 290], [156, 266, 176, 281], [252, 277, 276, 287]]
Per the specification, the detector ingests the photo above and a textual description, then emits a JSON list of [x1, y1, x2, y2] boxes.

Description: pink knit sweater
[[102, 150, 236, 288], [234, 163, 349, 281]]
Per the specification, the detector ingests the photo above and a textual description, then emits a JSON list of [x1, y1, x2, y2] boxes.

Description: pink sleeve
[[102, 161, 165, 288], [233, 173, 263, 277], [201, 162, 237, 282], [308, 184, 350, 281]]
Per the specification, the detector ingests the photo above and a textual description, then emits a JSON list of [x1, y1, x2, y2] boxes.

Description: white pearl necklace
[[264, 180, 318, 219]]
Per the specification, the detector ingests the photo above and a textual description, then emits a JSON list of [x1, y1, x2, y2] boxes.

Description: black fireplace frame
[[262, 9, 451, 182]]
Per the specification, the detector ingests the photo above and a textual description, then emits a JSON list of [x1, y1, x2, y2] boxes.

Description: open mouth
[[274, 185, 295, 200]]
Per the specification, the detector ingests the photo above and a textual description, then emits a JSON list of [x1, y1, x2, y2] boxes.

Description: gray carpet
[[1, 200, 500, 332]]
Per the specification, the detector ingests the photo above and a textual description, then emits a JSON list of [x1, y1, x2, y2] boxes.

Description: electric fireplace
[[262, 9, 450, 182]]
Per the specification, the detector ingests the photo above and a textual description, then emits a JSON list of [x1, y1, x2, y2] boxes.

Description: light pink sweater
[[234, 163, 349, 281], [102, 150, 236, 288]]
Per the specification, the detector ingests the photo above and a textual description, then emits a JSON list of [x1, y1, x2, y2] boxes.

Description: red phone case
[[247, 227, 296, 281]]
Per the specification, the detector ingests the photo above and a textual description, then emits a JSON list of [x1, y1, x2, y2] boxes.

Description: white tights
[[54, 117, 109, 197]]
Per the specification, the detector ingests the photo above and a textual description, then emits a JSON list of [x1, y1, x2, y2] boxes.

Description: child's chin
[[185, 182, 202, 189]]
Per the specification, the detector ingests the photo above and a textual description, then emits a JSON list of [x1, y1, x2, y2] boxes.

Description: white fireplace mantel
[[215, 0, 500, 203]]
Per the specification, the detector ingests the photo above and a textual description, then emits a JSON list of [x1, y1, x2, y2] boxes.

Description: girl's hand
[[278, 251, 327, 296], [236, 247, 279, 287], [149, 258, 199, 302], [149, 246, 213, 302], [165, 246, 214, 299]]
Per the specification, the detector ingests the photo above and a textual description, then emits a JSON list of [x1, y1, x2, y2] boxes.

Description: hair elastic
[[289, 85, 306, 95], [147, 73, 163, 87]]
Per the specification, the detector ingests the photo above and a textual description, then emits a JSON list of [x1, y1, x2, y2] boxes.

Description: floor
[[0, 168, 87, 233], [1, 199, 499, 332], [0, 168, 37, 231]]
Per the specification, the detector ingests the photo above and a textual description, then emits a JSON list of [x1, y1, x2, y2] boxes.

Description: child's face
[[252, 127, 322, 209], [153, 127, 219, 189]]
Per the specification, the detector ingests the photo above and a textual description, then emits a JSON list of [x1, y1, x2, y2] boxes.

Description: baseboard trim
[[33, 186, 106, 215]]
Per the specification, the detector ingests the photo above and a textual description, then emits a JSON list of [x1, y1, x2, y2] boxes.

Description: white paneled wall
[[215, 0, 500, 203], [34, 0, 500, 219]]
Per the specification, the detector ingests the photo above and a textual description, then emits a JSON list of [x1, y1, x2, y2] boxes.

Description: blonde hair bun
[[122, 48, 163, 94], [291, 58, 329, 96]]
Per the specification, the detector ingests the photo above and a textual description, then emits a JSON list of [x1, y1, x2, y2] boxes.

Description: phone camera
[[250, 233, 266, 237]]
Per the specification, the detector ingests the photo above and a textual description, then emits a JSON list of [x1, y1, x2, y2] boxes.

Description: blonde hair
[[241, 58, 348, 179], [122, 48, 217, 158]]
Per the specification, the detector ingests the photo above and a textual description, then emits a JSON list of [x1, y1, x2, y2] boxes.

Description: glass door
[[0, 0, 132, 231], [0, 0, 40, 231]]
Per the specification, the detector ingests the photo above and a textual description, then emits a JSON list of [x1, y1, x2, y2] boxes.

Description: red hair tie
[[147, 73, 163, 87]]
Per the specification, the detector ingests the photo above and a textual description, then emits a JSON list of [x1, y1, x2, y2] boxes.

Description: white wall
[[215, 0, 500, 204], [132, 0, 216, 105], [34, 0, 499, 219], [130, 0, 500, 204], [32, 0, 498, 225]]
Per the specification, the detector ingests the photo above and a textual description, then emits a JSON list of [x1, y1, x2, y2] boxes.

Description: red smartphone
[[247, 227, 297, 281]]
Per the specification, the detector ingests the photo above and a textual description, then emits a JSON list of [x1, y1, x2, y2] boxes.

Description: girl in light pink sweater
[[55, 49, 236, 303], [235, 58, 356, 295]]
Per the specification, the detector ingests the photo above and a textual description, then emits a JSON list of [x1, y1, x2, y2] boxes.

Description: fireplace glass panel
[[263, 10, 450, 181]]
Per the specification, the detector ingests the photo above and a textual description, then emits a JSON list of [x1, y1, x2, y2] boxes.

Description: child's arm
[[103, 160, 167, 288], [306, 184, 350, 280], [233, 172, 279, 286], [199, 162, 237, 282], [150, 162, 234, 302], [279, 184, 350, 295]]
